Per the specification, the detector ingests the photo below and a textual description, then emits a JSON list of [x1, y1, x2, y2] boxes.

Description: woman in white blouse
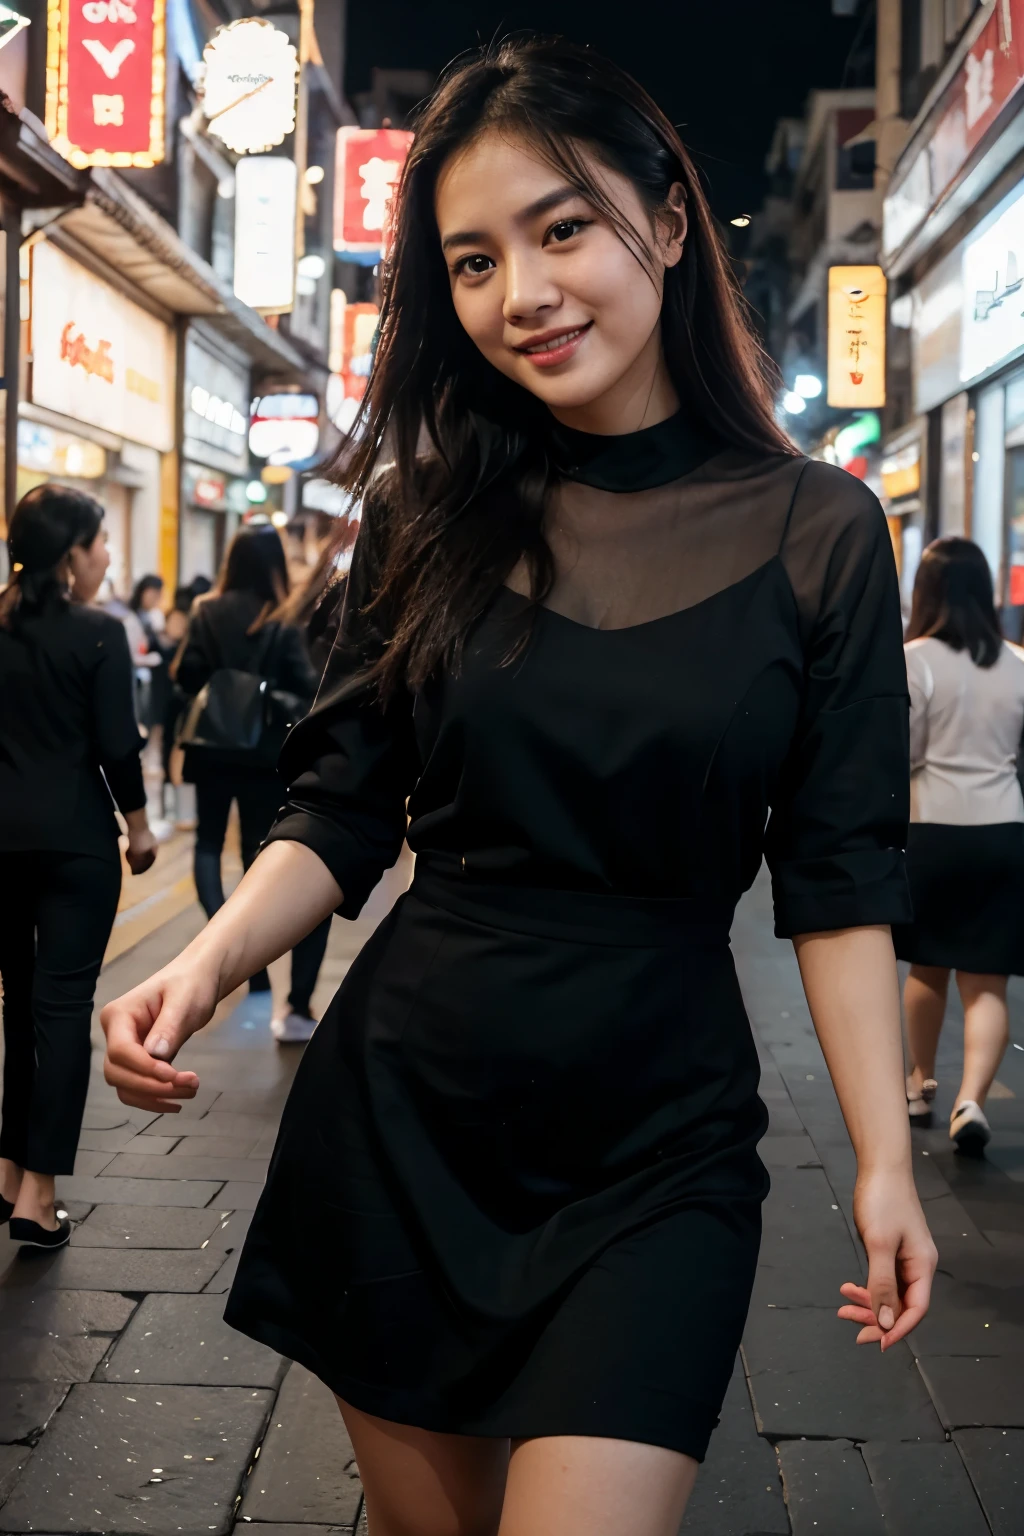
[[895, 537, 1024, 1153]]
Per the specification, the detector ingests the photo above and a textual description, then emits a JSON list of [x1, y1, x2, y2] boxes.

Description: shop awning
[[0, 105, 83, 206], [56, 167, 310, 379]]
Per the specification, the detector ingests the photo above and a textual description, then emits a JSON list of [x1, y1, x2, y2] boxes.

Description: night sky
[[345, 0, 870, 221]]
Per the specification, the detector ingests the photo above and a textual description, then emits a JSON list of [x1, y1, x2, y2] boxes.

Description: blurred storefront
[[23, 239, 175, 599], [882, 0, 1024, 632], [180, 325, 251, 585]]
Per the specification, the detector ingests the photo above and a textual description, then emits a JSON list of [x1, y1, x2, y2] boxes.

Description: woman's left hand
[[838, 1170, 937, 1350]]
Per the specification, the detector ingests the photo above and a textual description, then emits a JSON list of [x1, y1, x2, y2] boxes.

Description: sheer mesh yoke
[[268, 428, 912, 937]]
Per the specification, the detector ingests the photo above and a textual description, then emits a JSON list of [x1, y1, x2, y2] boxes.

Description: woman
[[895, 537, 1024, 1153], [0, 485, 156, 1250], [173, 523, 326, 1040], [102, 39, 935, 1536]]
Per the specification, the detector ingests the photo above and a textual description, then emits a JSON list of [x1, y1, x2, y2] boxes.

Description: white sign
[[249, 393, 319, 465], [233, 155, 297, 311], [30, 241, 175, 451], [960, 182, 1024, 384], [202, 18, 297, 156], [183, 329, 250, 475]]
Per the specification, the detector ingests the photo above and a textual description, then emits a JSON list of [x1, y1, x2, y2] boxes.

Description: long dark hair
[[0, 484, 105, 631], [906, 537, 1003, 668], [214, 523, 290, 631], [331, 34, 795, 697], [130, 574, 164, 612]]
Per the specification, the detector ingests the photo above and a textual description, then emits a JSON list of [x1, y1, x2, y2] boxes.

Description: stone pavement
[[1, 861, 1023, 1535]]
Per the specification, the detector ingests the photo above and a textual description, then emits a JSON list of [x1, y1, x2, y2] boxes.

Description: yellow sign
[[827, 266, 887, 409], [881, 441, 921, 500]]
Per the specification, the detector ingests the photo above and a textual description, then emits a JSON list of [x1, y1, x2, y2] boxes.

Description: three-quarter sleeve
[[93, 616, 146, 815], [765, 463, 912, 938], [263, 485, 418, 918]]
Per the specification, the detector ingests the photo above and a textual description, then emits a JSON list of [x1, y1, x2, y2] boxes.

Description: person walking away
[[130, 574, 170, 827], [895, 537, 1024, 1153], [174, 524, 325, 1040], [0, 485, 157, 1249]]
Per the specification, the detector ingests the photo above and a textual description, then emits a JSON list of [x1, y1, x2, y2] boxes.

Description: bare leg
[[0, 1157, 22, 1205], [11, 1170, 58, 1229], [954, 972, 1010, 1110], [499, 1435, 699, 1536], [904, 964, 950, 1089], [337, 1396, 507, 1536]]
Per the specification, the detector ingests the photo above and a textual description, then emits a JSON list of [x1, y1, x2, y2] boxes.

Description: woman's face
[[68, 526, 110, 603], [435, 130, 685, 431], [141, 585, 163, 611]]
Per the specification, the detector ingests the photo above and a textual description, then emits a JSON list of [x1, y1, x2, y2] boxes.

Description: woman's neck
[[547, 331, 679, 437]]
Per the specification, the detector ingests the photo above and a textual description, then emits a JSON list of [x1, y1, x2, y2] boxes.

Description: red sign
[[46, 0, 166, 169], [335, 127, 413, 252]]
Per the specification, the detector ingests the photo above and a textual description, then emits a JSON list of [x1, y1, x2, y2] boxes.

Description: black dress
[[225, 415, 912, 1461]]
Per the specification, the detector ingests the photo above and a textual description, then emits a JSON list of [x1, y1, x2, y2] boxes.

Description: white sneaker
[[907, 1075, 938, 1125], [950, 1099, 991, 1153], [270, 1011, 318, 1044]]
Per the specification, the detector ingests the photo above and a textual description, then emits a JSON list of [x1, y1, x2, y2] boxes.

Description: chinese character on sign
[[358, 156, 402, 232], [92, 94, 124, 125], [336, 128, 414, 252], [965, 48, 995, 128]]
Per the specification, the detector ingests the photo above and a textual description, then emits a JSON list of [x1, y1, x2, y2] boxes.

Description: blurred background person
[[174, 523, 327, 1040], [129, 574, 170, 830], [0, 485, 157, 1249], [895, 537, 1024, 1154]]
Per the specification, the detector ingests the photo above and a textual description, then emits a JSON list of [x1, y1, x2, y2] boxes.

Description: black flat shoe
[[9, 1215, 71, 1250], [0, 1195, 13, 1224]]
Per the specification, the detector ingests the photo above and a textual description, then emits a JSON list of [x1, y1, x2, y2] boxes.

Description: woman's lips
[[514, 322, 593, 368]]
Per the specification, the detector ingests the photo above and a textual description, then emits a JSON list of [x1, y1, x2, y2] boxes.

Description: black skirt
[[225, 858, 768, 1461], [892, 821, 1024, 974]]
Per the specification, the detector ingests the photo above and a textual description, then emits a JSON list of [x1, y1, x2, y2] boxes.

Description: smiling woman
[[100, 33, 936, 1536]]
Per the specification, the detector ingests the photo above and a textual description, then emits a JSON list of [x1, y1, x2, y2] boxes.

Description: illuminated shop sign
[[182, 329, 251, 476], [334, 127, 412, 255], [17, 419, 106, 479], [30, 241, 175, 451], [233, 154, 297, 312], [45, 0, 166, 169], [249, 393, 319, 465], [326, 293, 377, 434], [202, 17, 297, 156], [826, 266, 887, 409], [960, 183, 1024, 384]]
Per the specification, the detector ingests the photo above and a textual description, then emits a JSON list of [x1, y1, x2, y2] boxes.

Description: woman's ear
[[658, 181, 687, 270]]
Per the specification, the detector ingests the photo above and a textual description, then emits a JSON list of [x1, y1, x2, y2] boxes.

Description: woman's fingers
[[878, 1271, 933, 1350], [865, 1243, 902, 1337]]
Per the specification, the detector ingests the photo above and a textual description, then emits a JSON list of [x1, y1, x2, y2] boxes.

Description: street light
[[794, 374, 823, 399], [781, 391, 807, 414], [730, 214, 751, 228]]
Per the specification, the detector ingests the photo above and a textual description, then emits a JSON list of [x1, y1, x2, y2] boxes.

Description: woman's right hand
[[101, 961, 219, 1112]]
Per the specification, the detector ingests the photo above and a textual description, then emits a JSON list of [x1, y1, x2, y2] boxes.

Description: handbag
[[177, 622, 308, 769]]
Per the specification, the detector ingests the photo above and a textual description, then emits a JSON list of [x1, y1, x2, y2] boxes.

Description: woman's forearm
[[181, 840, 342, 999], [793, 925, 911, 1174]]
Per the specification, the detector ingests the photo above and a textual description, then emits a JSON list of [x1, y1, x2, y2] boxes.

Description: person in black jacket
[[0, 485, 157, 1249], [174, 523, 328, 1041]]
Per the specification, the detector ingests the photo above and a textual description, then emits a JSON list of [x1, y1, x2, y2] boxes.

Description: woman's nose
[[502, 251, 560, 325]]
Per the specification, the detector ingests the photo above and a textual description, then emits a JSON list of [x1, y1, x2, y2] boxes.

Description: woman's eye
[[549, 218, 587, 243], [455, 254, 495, 277]]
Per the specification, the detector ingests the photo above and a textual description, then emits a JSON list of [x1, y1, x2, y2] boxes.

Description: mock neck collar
[[547, 409, 719, 492]]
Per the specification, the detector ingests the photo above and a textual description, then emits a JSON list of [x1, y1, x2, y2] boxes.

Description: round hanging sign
[[202, 18, 298, 156]]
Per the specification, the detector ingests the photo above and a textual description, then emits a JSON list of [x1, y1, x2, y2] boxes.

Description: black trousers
[[193, 769, 331, 1016], [0, 850, 122, 1175]]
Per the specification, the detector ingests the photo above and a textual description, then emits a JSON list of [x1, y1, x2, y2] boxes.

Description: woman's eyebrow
[[440, 186, 581, 252]]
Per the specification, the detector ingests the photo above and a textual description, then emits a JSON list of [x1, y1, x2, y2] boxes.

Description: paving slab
[[0, 1383, 273, 1535], [99, 1295, 285, 1387], [680, 1365, 788, 1535], [141, 1113, 277, 1140], [954, 1429, 1024, 1536], [215, 1182, 265, 1211], [239, 1364, 361, 1526], [0, 1444, 31, 1506], [204, 1248, 242, 1295], [53, 1175, 225, 1208], [742, 1307, 944, 1441], [116, 1136, 183, 1157], [72, 1151, 118, 1178], [777, 1439, 883, 1535], [0, 1382, 69, 1444], [168, 1136, 262, 1159], [861, 1441, 989, 1535], [0, 1290, 135, 1381], [917, 1354, 1024, 1427], [104, 1154, 271, 1183], [6, 1247, 225, 1294], [70, 1205, 228, 1250], [239, 1528, 356, 1535], [76, 1127, 144, 1154]]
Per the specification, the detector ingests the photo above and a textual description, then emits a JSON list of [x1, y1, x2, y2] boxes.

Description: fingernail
[[879, 1305, 895, 1330], [148, 1038, 169, 1059]]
